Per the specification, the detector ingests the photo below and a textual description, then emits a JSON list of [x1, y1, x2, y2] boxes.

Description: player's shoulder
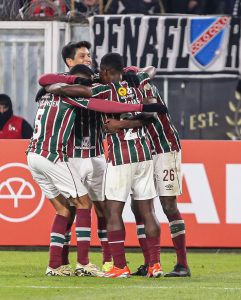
[[92, 83, 111, 91], [91, 82, 111, 97], [137, 71, 150, 82]]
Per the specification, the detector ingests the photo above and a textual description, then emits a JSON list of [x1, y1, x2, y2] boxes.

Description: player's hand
[[142, 103, 168, 114], [104, 119, 123, 134]]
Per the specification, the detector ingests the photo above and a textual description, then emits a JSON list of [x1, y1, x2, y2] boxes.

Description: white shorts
[[27, 152, 88, 200], [105, 160, 157, 202], [153, 151, 182, 197], [69, 155, 106, 201]]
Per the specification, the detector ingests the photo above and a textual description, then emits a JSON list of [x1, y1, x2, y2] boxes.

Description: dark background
[[153, 77, 239, 140]]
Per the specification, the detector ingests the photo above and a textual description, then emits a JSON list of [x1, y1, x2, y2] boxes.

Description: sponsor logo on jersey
[[117, 87, 127, 96]]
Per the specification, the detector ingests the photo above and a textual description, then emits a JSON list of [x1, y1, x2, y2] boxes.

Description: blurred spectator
[[0, 94, 33, 139], [143, 0, 165, 14], [188, 0, 239, 15], [31, 0, 67, 17], [163, 0, 190, 14], [104, 0, 164, 14], [73, 0, 99, 16], [228, 0, 240, 15], [104, 0, 144, 14], [99, 0, 108, 13], [200, 0, 225, 14]]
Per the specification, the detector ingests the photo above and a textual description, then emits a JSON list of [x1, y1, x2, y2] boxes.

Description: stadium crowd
[[0, 0, 240, 20]]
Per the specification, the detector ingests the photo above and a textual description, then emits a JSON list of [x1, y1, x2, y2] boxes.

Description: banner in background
[[0, 140, 241, 247], [89, 15, 240, 75]]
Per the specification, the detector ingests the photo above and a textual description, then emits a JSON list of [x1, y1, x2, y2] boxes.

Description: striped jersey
[[67, 109, 104, 158], [43, 73, 104, 159], [91, 72, 152, 166], [27, 93, 91, 163], [143, 82, 181, 154]]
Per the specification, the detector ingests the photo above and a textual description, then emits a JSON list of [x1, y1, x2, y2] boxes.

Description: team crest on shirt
[[117, 87, 127, 96]]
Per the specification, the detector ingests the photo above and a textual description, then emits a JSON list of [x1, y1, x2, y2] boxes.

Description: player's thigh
[[87, 155, 106, 201], [28, 153, 88, 199], [68, 157, 90, 181], [54, 160, 88, 199], [69, 156, 106, 201], [104, 163, 132, 202], [132, 160, 157, 200], [27, 152, 60, 199], [153, 151, 182, 196]]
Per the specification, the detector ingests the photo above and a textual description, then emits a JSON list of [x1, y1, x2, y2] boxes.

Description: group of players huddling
[[26, 41, 191, 278]]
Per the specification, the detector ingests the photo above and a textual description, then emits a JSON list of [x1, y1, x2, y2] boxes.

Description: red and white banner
[[0, 140, 241, 247]]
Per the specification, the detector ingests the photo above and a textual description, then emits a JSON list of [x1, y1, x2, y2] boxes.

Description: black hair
[[69, 64, 94, 77], [61, 41, 92, 66], [100, 53, 124, 72]]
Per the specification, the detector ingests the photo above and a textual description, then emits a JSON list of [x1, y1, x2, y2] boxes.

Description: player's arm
[[60, 95, 167, 114], [104, 119, 143, 134], [39, 73, 79, 86], [123, 66, 156, 88], [141, 66, 156, 79], [104, 114, 156, 134], [46, 83, 92, 98]]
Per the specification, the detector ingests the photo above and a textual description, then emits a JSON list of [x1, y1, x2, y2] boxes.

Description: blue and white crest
[[189, 17, 230, 68]]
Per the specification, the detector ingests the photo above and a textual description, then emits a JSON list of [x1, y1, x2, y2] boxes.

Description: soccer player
[[62, 41, 112, 273], [39, 41, 160, 273], [28, 66, 157, 276], [104, 69, 191, 277], [41, 53, 167, 278], [39, 41, 113, 274]]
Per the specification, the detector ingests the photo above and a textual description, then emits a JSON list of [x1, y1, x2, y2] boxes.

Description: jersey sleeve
[[39, 73, 77, 86], [137, 72, 151, 90], [62, 96, 143, 113]]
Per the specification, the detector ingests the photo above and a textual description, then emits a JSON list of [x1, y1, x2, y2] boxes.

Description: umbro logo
[[165, 184, 174, 190]]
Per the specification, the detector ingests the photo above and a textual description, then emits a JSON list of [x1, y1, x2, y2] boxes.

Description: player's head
[[62, 41, 92, 69], [99, 53, 124, 84], [69, 64, 94, 85], [0, 94, 13, 128]]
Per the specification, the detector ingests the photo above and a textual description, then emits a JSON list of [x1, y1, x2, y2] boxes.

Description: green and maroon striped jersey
[[143, 82, 181, 154], [38, 73, 104, 159], [91, 72, 152, 166], [27, 93, 92, 163], [67, 109, 104, 158]]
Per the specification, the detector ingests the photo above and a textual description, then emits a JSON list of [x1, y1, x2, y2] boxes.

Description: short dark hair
[[69, 64, 94, 77], [100, 53, 124, 72], [61, 41, 92, 66]]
